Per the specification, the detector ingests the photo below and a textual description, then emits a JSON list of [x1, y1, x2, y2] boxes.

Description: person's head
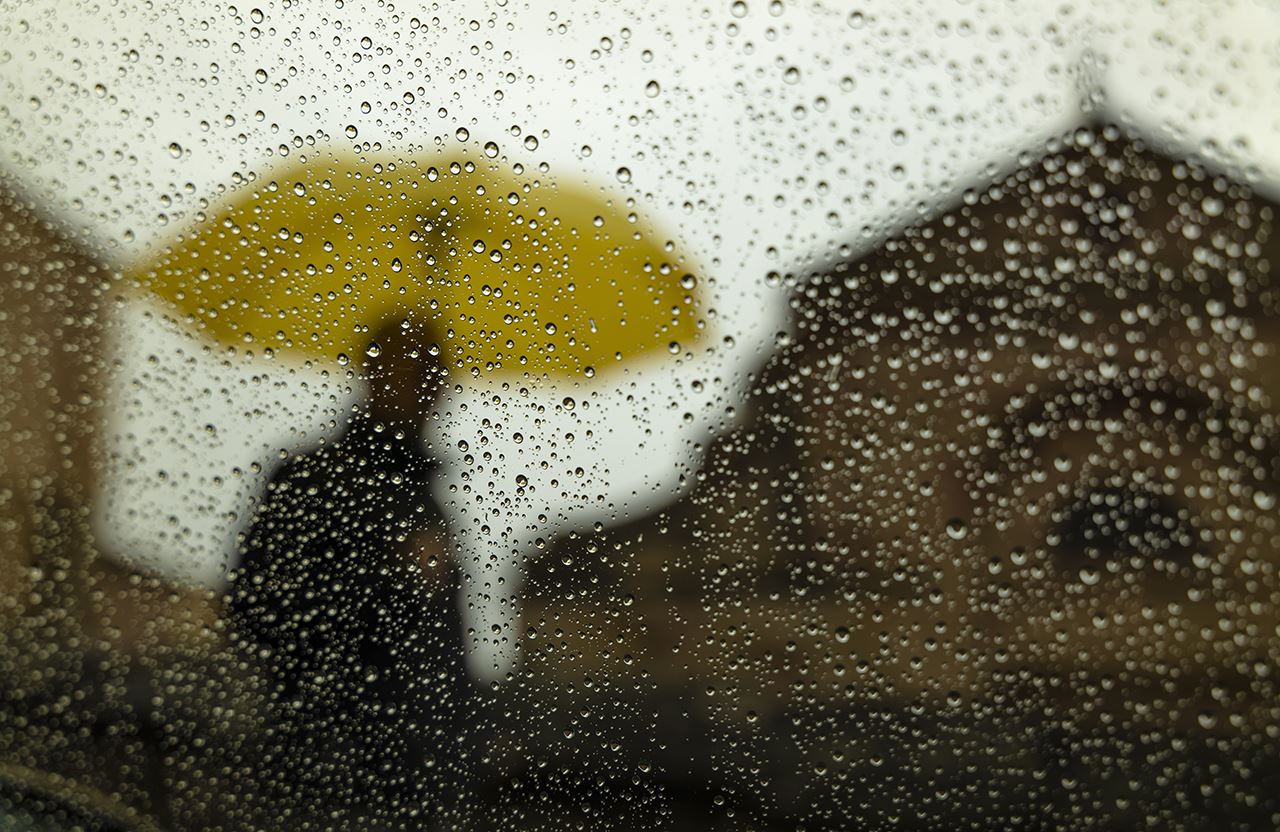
[[361, 316, 448, 427]]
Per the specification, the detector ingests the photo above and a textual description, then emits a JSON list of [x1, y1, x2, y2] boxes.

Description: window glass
[[2, 2, 1279, 829]]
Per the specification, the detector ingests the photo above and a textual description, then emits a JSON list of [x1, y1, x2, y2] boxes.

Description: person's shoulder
[[262, 434, 352, 493]]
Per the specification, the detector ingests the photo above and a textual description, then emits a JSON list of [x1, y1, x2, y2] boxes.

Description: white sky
[[2, 0, 1278, 677]]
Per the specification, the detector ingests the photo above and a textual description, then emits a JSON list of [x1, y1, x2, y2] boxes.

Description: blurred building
[[0, 180, 269, 831], [509, 121, 1280, 829]]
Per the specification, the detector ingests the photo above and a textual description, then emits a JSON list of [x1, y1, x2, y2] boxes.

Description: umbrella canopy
[[130, 150, 704, 379]]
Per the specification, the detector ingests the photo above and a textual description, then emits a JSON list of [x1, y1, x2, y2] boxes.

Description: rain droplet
[[644, 80, 661, 98]]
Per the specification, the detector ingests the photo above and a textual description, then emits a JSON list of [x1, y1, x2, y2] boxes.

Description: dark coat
[[226, 411, 469, 822]]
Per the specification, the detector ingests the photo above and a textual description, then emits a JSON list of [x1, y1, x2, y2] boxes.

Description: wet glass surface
[[2, 2, 1279, 830]]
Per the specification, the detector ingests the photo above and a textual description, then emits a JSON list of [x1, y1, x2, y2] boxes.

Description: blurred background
[[2, 0, 1280, 829]]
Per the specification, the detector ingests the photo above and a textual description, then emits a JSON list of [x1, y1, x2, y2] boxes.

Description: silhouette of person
[[226, 318, 469, 829]]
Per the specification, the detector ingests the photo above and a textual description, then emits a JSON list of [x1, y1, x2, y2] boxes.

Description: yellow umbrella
[[130, 150, 704, 378]]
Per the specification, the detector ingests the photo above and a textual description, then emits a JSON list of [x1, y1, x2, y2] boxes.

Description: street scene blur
[[2, 1, 1280, 830]]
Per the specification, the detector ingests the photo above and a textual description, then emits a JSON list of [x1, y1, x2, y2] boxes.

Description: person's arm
[[225, 464, 311, 663], [404, 526, 453, 594]]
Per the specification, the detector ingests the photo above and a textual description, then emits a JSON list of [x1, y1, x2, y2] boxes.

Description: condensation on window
[[1, 2, 1279, 830]]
